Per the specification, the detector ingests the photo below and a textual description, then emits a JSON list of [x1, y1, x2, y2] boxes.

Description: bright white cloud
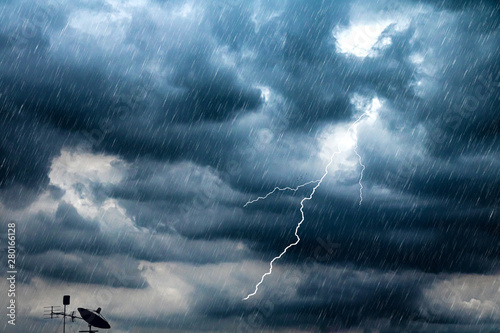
[[48, 148, 136, 230], [333, 20, 394, 57], [333, 1, 415, 58], [421, 274, 500, 322]]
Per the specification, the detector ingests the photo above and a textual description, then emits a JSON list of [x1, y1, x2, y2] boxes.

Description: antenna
[[44, 295, 111, 332], [44, 306, 61, 320]]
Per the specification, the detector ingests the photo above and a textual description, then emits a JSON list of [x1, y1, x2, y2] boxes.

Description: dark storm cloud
[[363, 143, 500, 208], [386, 7, 499, 156], [200, 190, 499, 274], [55, 202, 99, 230], [413, 0, 499, 11], [190, 266, 429, 332], [13, 201, 249, 265], [0, 0, 262, 196], [251, 0, 354, 127], [1, 0, 499, 331], [0, 100, 65, 208], [164, 55, 262, 122], [0, 33, 11, 50], [20, 251, 148, 288]]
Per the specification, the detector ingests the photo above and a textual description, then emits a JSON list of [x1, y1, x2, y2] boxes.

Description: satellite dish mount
[[44, 295, 111, 333], [78, 323, 99, 333]]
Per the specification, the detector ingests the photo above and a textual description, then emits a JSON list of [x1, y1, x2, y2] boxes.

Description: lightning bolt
[[243, 180, 320, 207], [242, 112, 369, 300], [350, 115, 366, 205], [242, 147, 341, 301]]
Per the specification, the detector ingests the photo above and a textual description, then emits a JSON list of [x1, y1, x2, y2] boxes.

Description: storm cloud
[[1, 0, 499, 332]]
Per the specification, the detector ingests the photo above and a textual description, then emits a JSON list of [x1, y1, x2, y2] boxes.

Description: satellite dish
[[77, 308, 111, 329]]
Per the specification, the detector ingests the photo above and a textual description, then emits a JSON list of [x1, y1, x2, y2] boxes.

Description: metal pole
[[63, 304, 66, 333]]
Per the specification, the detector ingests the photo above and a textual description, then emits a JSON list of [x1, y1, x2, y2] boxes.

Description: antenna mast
[[44, 295, 111, 332]]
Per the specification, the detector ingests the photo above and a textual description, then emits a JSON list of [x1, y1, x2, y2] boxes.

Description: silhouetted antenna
[[44, 306, 61, 319], [44, 295, 111, 332]]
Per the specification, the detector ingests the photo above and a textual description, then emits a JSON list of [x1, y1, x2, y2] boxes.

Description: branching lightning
[[242, 112, 369, 301], [243, 180, 320, 207], [242, 147, 341, 301]]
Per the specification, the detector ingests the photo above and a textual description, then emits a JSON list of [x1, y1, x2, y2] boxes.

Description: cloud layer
[[1, 0, 499, 332]]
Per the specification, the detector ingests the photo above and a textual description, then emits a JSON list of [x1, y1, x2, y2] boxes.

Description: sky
[[0, 0, 499, 332]]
